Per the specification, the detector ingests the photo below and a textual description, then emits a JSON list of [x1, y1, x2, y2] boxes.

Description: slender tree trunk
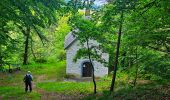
[[8, 64, 12, 73], [23, 27, 30, 65], [31, 38, 36, 60], [133, 47, 138, 87], [86, 38, 97, 94], [108, 51, 114, 73], [110, 11, 124, 92], [0, 44, 2, 67], [83, 0, 96, 94], [122, 52, 126, 67], [133, 66, 139, 87]]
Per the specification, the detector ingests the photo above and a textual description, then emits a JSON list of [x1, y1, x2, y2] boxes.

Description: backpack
[[25, 74, 32, 82]]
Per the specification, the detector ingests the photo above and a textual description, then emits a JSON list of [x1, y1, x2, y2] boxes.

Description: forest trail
[[33, 75, 170, 100], [0, 65, 169, 100], [32, 75, 82, 100], [35, 88, 82, 100]]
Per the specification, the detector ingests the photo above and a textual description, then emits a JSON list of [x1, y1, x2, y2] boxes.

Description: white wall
[[66, 40, 108, 77]]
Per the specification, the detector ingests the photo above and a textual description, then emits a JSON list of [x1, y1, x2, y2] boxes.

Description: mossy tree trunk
[[23, 27, 30, 65]]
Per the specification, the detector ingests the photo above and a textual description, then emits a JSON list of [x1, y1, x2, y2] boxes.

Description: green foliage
[[67, 0, 95, 13], [117, 0, 170, 80], [0, 0, 170, 98], [69, 14, 108, 67], [83, 81, 169, 100], [0, 0, 66, 65], [28, 16, 71, 63], [57, 50, 66, 61], [93, 0, 170, 81]]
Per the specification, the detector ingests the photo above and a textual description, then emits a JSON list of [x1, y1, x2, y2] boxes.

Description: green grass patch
[[22, 61, 66, 81], [0, 86, 40, 100], [37, 80, 111, 95], [0, 61, 66, 99], [82, 81, 170, 100], [0, 61, 66, 86]]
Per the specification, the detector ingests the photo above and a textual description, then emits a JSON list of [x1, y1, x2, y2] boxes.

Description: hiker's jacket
[[24, 74, 33, 83]]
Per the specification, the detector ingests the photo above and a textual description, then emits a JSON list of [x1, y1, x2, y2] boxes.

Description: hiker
[[23, 71, 33, 92]]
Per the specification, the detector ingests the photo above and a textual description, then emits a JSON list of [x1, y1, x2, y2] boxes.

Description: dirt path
[[0, 96, 2, 100], [33, 75, 84, 100], [35, 87, 83, 100]]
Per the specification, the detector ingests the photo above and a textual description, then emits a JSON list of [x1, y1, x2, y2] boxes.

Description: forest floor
[[0, 61, 169, 100]]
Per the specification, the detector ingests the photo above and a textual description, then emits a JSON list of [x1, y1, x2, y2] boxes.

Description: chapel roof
[[64, 30, 78, 49]]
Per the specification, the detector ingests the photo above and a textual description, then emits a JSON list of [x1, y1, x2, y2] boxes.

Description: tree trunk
[[121, 52, 126, 68], [8, 64, 12, 73], [86, 38, 97, 94], [110, 11, 124, 92], [31, 38, 37, 60], [133, 66, 139, 87], [0, 44, 2, 67], [133, 47, 139, 87], [108, 51, 114, 74], [23, 27, 30, 65]]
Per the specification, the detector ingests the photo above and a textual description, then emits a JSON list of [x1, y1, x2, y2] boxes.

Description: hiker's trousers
[[25, 82, 32, 92]]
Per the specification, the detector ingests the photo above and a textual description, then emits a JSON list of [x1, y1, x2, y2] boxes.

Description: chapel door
[[82, 62, 92, 77]]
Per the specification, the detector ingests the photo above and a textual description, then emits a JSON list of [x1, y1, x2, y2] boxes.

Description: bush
[[57, 51, 66, 61], [35, 58, 47, 63], [64, 74, 76, 79]]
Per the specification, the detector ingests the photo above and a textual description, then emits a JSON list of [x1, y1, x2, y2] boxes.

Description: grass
[[0, 61, 66, 99], [82, 80, 170, 100], [0, 86, 40, 100], [0, 61, 169, 99], [0, 61, 66, 85], [22, 61, 66, 80], [37, 80, 111, 95]]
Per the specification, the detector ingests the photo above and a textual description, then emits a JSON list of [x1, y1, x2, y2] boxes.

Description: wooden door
[[82, 62, 92, 77]]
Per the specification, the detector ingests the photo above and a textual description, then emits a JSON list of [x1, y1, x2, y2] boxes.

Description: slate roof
[[64, 30, 78, 49]]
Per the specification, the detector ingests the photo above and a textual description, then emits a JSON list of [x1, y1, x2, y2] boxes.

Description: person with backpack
[[23, 71, 33, 92]]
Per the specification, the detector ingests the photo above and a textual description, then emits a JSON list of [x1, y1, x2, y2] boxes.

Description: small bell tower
[[84, 0, 91, 19]]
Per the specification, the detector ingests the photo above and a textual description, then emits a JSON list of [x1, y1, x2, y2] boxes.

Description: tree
[[30, 16, 71, 63], [68, 0, 101, 94], [98, 0, 137, 92], [107, 0, 170, 88], [122, 0, 170, 80], [70, 16, 99, 94], [0, 0, 65, 65]]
